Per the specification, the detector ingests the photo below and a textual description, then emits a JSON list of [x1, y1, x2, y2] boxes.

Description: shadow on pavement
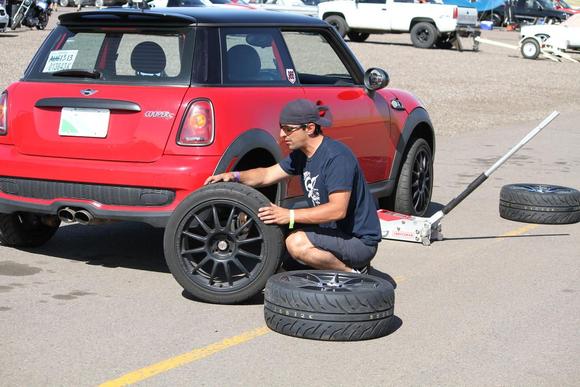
[[443, 233, 570, 241], [22, 222, 169, 273]]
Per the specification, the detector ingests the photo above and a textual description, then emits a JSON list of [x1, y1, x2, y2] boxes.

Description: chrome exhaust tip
[[57, 207, 76, 223], [74, 209, 94, 225]]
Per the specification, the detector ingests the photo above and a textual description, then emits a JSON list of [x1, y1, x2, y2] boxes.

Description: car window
[[222, 28, 293, 85], [282, 31, 355, 86], [25, 26, 194, 85]]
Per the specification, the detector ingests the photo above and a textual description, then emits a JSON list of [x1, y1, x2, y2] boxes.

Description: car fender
[[213, 128, 285, 203], [390, 107, 435, 181]]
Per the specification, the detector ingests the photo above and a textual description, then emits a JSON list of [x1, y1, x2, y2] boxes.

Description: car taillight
[[0, 92, 7, 135], [177, 99, 214, 146], [453, 7, 458, 19]]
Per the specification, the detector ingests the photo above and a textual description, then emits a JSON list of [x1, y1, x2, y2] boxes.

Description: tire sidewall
[[325, 15, 347, 38], [411, 22, 437, 49], [163, 183, 284, 304], [521, 38, 540, 59], [394, 138, 433, 216]]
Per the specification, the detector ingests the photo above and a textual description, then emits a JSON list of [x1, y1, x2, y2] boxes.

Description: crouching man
[[204, 99, 381, 273]]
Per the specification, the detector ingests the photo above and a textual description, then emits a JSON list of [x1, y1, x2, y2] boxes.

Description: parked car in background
[[146, 0, 249, 7], [491, 0, 570, 26], [552, 0, 580, 14], [0, 7, 435, 304], [318, 0, 479, 48], [58, 0, 95, 7], [441, 0, 506, 25], [520, 12, 580, 58], [0, 5, 8, 32], [95, 0, 129, 8], [253, 0, 317, 17]]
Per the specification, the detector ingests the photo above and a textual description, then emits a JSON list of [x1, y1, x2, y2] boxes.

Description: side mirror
[[364, 68, 389, 91]]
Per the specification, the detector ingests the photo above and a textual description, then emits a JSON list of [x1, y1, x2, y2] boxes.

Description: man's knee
[[285, 231, 311, 259]]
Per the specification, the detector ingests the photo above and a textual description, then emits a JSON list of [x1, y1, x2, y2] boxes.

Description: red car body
[[0, 8, 433, 227]]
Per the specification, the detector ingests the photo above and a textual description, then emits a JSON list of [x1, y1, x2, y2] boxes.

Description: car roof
[[59, 7, 329, 27]]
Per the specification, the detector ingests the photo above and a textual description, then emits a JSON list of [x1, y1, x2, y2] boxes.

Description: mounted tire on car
[[410, 22, 438, 49], [347, 32, 370, 42], [0, 213, 60, 247], [264, 271, 395, 341], [385, 137, 433, 217], [521, 38, 540, 60], [499, 184, 580, 224], [163, 183, 284, 304], [324, 15, 347, 38]]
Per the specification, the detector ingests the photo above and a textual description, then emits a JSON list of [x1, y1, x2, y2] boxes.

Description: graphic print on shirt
[[303, 171, 320, 206]]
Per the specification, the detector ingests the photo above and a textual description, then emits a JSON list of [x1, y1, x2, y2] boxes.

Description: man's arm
[[204, 164, 290, 187], [258, 190, 351, 225]]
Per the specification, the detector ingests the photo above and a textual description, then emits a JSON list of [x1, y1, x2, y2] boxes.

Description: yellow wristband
[[289, 209, 295, 230]]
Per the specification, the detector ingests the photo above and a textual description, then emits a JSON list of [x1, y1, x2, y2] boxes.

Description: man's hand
[[204, 172, 237, 185], [258, 203, 290, 225]]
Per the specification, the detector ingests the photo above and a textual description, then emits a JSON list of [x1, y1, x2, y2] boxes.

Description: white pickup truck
[[318, 0, 480, 49]]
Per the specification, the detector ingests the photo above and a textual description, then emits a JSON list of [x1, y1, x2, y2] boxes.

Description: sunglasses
[[280, 124, 307, 135]]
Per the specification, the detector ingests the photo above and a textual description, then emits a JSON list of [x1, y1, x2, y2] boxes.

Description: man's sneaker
[[352, 264, 372, 275]]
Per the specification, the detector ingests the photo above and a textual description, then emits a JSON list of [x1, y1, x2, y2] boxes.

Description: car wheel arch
[[409, 18, 438, 31], [389, 108, 435, 182], [213, 129, 284, 204]]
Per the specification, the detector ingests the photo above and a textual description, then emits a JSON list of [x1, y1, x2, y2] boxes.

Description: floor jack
[[378, 111, 560, 246]]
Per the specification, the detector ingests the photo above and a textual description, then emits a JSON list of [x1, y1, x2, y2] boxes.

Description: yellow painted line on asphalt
[[99, 326, 270, 387], [99, 237, 511, 386], [499, 224, 539, 238]]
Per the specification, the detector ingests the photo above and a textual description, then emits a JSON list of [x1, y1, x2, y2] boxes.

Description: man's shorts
[[302, 226, 378, 269]]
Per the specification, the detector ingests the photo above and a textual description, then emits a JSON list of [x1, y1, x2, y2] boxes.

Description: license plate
[[59, 107, 110, 138]]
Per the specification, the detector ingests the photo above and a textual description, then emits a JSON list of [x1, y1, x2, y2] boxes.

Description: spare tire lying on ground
[[163, 183, 284, 304], [499, 184, 580, 225], [264, 271, 395, 341]]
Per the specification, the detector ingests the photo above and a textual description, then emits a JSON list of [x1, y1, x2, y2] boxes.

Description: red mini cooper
[[0, 8, 435, 303]]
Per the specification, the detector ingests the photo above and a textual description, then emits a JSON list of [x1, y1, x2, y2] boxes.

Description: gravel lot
[[0, 9, 578, 136]]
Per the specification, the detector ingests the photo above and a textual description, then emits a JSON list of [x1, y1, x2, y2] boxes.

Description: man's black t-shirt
[[279, 137, 381, 246]]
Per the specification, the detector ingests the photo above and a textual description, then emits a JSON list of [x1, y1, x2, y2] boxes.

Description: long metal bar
[[428, 111, 559, 223]]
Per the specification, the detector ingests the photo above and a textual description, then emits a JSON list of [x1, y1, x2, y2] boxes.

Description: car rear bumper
[[0, 144, 222, 227], [456, 25, 481, 38]]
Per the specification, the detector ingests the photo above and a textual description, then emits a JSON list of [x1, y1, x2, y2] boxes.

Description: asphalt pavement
[[1, 112, 579, 386]]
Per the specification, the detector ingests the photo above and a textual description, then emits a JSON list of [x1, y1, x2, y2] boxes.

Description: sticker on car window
[[286, 69, 296, 84], [42, 50, 79, 73]]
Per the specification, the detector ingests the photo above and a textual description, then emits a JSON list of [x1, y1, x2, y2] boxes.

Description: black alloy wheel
[[384, 138, 433, 216], [164, 183, 284, 304], [411, 146, 432, 213]]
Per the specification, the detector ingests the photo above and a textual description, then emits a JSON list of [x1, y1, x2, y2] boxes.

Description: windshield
[[25, 25, 195, 85], [537, 0, 556, 10], [557, 0, 571, 8]]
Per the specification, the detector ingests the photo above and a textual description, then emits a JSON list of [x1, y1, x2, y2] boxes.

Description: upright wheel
[[347, 32, 369, 42], [163, 183, 284, 304], [386, 138, 433, 216], [410, 22, 437, 49], [324, 15, 347, 38], [521, 38, 540, 60], [0, 213, 60, 247]]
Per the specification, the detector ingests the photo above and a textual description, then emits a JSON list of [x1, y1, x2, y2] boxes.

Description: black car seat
[[131, 41, 167, 77], [226, 44, 261, 82]]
